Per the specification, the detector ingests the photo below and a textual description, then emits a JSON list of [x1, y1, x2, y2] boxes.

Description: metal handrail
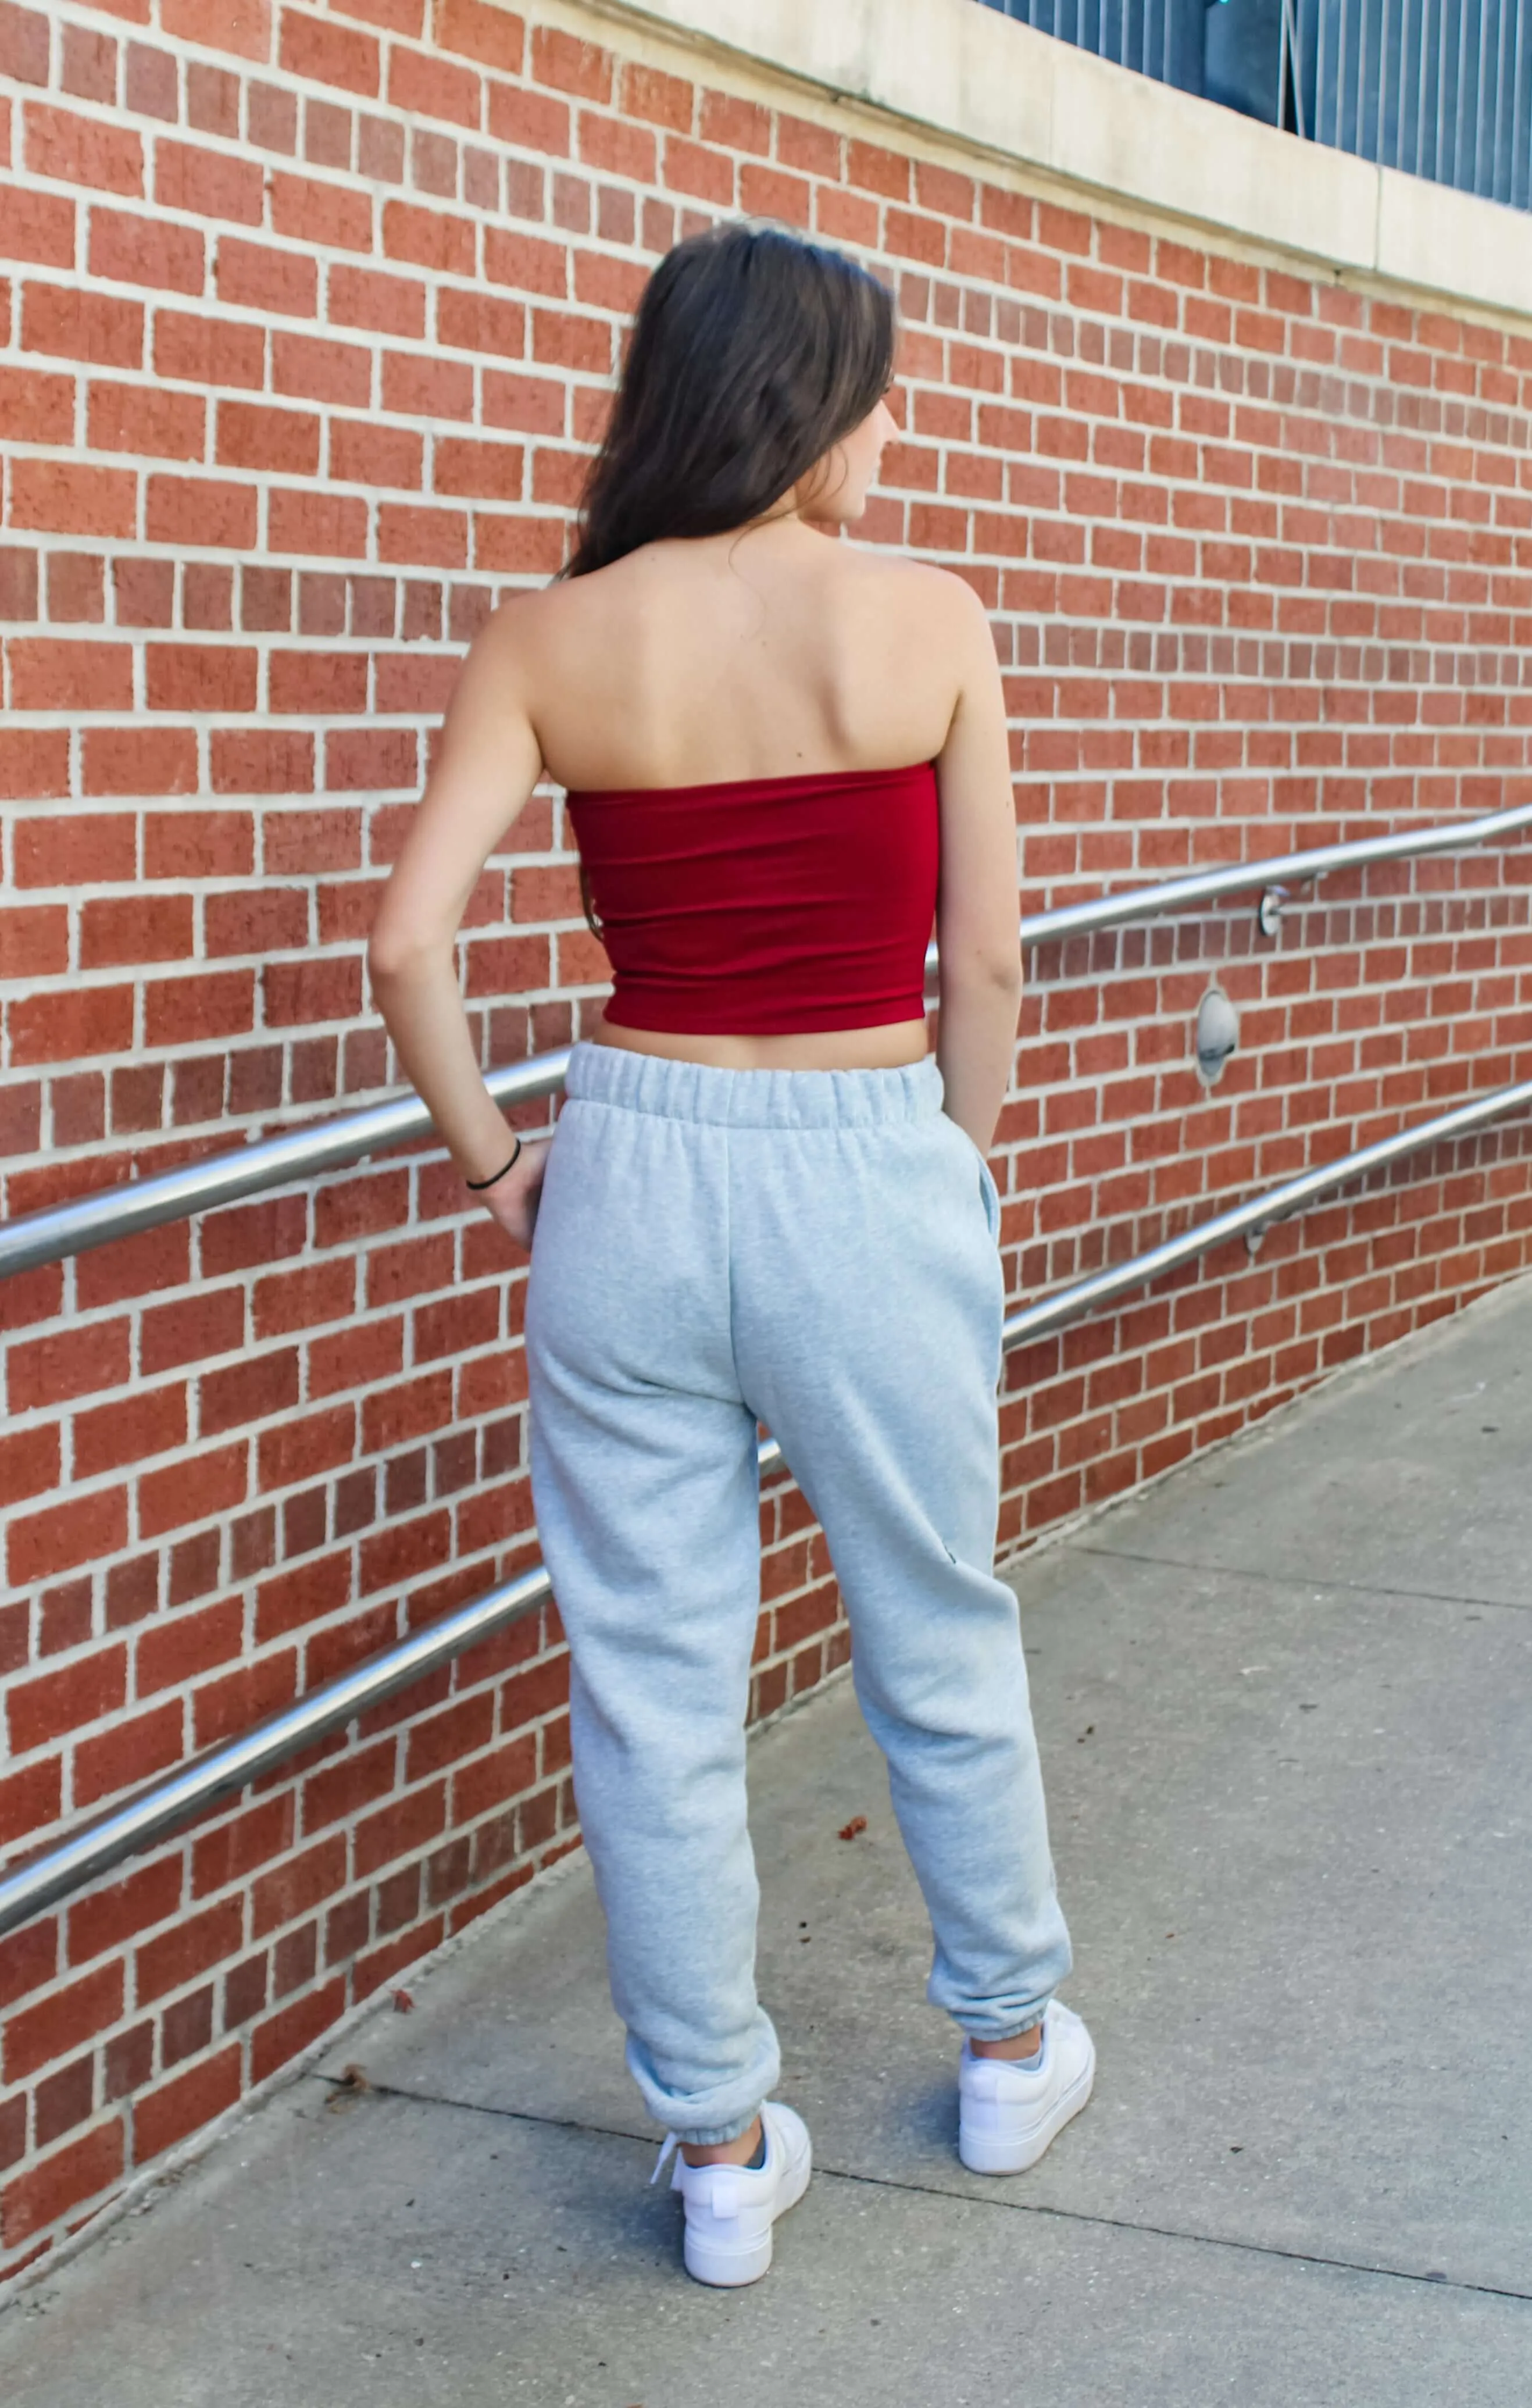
[[1013, 795, 1532, 945], [3, 1069, 1529, 1940], [0, 1051, 570, 1286], [3, 796, 1529, 1283], [1001, 1075, 1532, 1346]]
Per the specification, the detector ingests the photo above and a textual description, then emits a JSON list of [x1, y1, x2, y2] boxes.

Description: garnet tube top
[[565, 760, 941, 1037]]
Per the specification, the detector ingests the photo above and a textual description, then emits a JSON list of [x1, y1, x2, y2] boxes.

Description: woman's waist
[[588, 1007, 931, 1077], [565, 1027, 945, 1125]]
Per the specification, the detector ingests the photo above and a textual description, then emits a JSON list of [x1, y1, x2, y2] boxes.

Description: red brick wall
[[2, 0, 1531, 2282]]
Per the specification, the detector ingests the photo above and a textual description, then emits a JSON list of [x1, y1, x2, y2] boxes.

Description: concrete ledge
[[1376, 162, 1532, 321], [590, 0, 1532, 322]]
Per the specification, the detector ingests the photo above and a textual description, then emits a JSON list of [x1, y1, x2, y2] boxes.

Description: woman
[[368, 220, 1093, 2289]]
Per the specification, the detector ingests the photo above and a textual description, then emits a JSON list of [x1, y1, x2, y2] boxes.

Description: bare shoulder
[[472, 579, 569, 655], [449, 578, 597, 704], [842, 547, 992, 646]]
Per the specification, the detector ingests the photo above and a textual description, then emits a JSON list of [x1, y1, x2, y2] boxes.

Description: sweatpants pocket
[[946, 1114, 1002, 1244], [976, 1152, 1001, 1243]]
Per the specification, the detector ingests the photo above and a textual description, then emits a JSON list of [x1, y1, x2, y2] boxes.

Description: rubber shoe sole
[[671, 2100, 812, 2288], [957, 1998, 1095, 2176]]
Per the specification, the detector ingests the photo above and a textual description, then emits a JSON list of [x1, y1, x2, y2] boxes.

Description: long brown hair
[[565, 218, 896, 580]]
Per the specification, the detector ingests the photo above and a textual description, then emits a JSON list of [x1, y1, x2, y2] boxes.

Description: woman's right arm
[[931, 580, 1026, 1155], [367, 604, 549, 1244]]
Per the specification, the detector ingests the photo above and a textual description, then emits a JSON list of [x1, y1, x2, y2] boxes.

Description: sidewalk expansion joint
[[1070, 1542, 1531, 1618], [308, 2075, 1532, 2307]]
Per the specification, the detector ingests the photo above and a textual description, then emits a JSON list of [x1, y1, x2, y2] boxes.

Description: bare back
[[515, 520, 976, 795]]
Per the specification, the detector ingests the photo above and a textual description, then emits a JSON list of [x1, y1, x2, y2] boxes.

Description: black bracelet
[[465, 1136, 522, 1190]]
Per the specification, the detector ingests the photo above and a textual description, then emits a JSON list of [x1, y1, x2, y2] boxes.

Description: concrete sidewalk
[[3, 1276, 1530, 2406]]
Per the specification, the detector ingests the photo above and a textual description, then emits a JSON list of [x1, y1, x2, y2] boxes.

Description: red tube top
[[565, 760, 940, 1036]]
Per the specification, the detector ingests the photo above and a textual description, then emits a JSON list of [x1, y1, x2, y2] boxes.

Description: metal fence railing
[[978, 0, 1203, 87], [977, 0, 1532, 212]]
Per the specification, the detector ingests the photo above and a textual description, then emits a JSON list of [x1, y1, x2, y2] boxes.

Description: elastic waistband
[[562, 1039, 946, 1129]]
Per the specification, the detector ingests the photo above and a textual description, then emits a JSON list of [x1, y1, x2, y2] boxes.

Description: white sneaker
[[651, 2100, 812, 2287], [957, 1997, 1095, 2175]]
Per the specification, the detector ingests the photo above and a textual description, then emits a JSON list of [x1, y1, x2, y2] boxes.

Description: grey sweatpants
[[524, 1038, 1073, 2144]]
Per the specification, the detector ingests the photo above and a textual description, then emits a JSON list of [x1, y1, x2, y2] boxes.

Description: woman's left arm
[[367, 605, 549, 1247]]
